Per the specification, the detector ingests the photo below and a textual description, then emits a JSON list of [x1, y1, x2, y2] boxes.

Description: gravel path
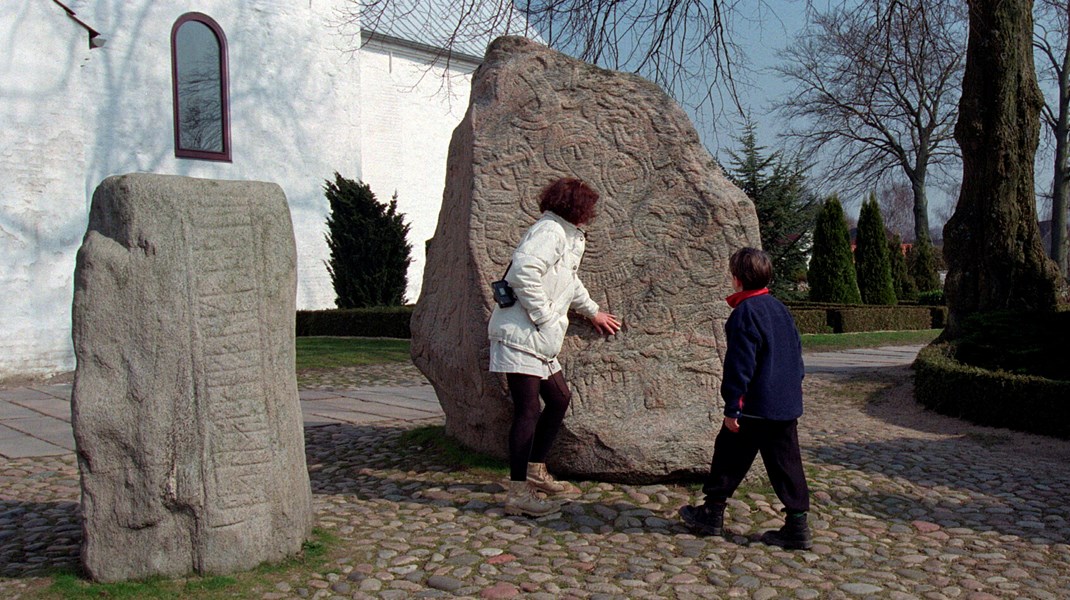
[[2, 362, 1068, 599]]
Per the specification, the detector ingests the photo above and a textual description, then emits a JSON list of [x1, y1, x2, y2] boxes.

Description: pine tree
[[888, 234, 918, 302], [907, 238, 942, 293], [324, 173, 412, 308], [807, 195, 862, 304], [725, 120, 818, 300], [854, 195, 898, 305]]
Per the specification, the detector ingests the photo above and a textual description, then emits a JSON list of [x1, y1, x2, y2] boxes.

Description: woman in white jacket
[[487, 178, 621, 517]]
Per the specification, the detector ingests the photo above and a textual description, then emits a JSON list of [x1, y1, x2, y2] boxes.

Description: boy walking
[[679, 247, 813, 550]]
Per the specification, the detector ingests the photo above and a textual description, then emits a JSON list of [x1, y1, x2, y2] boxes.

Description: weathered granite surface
[[71, 173, 312, 581], [411, 37, 761, 482]]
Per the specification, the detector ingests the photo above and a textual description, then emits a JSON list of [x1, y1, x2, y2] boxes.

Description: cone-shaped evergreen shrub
[[324, 173, 412, 308], [908, 238, 941, 293], [854, 195, 898, 305], [807, 195, 862, 304], [725, 121, 818, 300], [889, 234, 918, 302]]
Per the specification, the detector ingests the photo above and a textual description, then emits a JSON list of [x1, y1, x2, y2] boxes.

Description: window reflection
[[172, 14, 229, 160]]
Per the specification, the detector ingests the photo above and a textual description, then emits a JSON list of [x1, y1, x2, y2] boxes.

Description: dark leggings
[[506, 371, 572, 481]]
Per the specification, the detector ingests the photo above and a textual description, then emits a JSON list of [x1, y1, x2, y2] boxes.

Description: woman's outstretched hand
[[590, 311, 622, 335]]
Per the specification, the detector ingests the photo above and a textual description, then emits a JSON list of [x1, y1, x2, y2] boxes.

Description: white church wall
[[1, 0, 364, 379], [78, 0, 361, 310], [0, 1, 94, 379], [357, 42, 479, 303]]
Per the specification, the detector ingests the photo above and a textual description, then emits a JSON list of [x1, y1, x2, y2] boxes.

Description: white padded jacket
[[487, 211, 600, 361]]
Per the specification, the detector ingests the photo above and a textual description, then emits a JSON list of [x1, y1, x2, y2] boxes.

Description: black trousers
[[505, 371, 572, 482], [702, 417, 810, 514]]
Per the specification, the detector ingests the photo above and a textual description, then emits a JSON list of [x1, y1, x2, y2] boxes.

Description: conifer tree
[[807, 195, 862, 304], [907, 239, 942, 293], [854, 195, 898, 304], [725, 121, 818, 299], [889, 234, 918, 302], [324, 173, 412, 308]]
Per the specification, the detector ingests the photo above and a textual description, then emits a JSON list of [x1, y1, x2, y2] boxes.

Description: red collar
[[726, 288, 769, 308]]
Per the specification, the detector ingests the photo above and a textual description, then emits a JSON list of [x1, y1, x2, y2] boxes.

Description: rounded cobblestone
[[2, 361, 1069, 598]]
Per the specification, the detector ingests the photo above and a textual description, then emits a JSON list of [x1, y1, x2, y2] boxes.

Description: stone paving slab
[[1, 416, 76, 452], [0, 383, 442, 459], [28, 383, 75, 399], [0, 399, 40, 420], [334, 389, 442, 413], [805, 344, 923, 373], [0, 387, 61, 403], [302, 402, 441, 424], [6, 396, 72, 422], [0, 423, 68, 458]]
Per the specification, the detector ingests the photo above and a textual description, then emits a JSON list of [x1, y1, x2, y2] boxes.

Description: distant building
[[0, 0, 532, 379]]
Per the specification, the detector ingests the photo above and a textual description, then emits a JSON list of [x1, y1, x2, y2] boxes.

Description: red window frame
[[170, 12, 231, 162]]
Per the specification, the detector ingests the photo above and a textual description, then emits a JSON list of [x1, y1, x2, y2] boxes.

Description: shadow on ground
[[804, 366, 1070, 544]]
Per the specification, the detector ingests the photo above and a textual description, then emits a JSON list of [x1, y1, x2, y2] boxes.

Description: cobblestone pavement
[[2, 358, 1069, 599]]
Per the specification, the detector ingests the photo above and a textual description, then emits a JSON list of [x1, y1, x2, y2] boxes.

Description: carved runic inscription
[[412, 37, 761, 482], [73, 173, 312, 581], [471, 45, 734, 410], [191, 199, 271, 525]]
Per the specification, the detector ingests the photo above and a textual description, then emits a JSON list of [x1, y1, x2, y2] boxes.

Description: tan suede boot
[[527, 462, 581, 496], [504, 480, 560, 517]]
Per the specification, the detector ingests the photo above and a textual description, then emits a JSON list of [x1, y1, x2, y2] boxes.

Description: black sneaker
[[678, 503, 725, 536]]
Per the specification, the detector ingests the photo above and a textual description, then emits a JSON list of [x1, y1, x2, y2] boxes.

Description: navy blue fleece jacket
[[720, 290, 805, 421]]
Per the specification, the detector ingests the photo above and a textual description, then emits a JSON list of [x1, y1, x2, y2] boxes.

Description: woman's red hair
[[538, 178, 599, 226]]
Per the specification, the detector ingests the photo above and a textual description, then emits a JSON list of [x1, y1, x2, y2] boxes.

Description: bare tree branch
[[338, 0, 784, 126], [774, 0, 966, 247]]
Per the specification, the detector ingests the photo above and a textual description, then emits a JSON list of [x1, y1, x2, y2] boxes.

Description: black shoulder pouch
[[491, 262, 517, 308]]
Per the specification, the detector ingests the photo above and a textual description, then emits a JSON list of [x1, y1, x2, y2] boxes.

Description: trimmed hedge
[[790, 309, 833, 334], [914, 342, 1070, 439], [296, 306, 413, 338], [837, 306, 932, 332], [785, 302, 944, 334]]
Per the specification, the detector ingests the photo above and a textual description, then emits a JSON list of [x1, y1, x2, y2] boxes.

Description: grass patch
[[38, 529, 336, 600], [398, 425, 508, 477], [801, 329, 940, 351], [295, 337, 410, 370], [45, 573, 238, 599]]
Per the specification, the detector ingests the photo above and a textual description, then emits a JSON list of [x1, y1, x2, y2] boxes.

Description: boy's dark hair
[[538, 178, 599, 226], [730, 247, 773, 290]]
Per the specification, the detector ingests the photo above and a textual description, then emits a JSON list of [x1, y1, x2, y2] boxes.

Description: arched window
[[171, 13, 230, 161]]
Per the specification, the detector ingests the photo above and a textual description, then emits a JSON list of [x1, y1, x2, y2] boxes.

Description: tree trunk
[[943, 0, 1061, 337], [911, 140, 932, 247], [1052, 2, 1070, 279], [910, 170, 932, 247], [1052, 126, 1069, 276]]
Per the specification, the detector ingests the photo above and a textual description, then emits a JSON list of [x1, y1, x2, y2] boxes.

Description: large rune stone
[[412, 37, 762, 482], [71, 174, 313, 582]]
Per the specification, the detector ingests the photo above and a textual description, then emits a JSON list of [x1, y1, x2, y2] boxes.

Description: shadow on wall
[[82, 2, 339, 308]]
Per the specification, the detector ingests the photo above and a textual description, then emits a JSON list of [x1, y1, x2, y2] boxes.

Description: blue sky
[[692, 0, 965, 223], [694, 1, 811, 154], [704, 1, 1058, 225]]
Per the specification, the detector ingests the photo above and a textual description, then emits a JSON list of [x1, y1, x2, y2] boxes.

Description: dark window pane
[[175, 20, 223, 153]]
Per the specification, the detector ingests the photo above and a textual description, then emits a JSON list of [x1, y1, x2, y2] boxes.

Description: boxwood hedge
[[914, 342, 1070, 439]]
